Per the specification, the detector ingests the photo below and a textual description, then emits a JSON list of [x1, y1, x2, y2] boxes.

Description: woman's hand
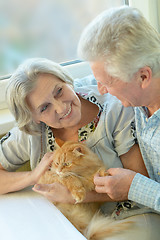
[[32, 182, 75, 203], [30, 152, 54, 184], [32, 152, 75, 203]]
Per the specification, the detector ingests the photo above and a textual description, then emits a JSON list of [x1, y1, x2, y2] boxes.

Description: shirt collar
[[139, 106, 160, 119]]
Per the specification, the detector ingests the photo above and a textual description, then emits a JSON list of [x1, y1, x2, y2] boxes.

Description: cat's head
[[50, 141, 99, 176]]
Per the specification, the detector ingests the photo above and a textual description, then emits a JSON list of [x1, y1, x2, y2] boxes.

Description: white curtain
[[129, 0, 160, 32]]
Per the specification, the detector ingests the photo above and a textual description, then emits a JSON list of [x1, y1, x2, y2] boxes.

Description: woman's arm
[[33, 182, 113, 203], [0, 164, 33, 194], [0, 152, 53, 195]]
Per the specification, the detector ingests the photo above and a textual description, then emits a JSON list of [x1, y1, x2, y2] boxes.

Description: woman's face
[[27, 73, 81, 129]]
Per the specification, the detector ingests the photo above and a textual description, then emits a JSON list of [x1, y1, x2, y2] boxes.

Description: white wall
[[129, 0, 160, 32]]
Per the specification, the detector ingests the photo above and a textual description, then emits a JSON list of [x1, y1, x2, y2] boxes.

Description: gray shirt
[[0, 85, 135, 171]]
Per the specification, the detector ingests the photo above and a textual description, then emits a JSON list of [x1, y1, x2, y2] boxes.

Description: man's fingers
[[94, 174, 111, 185], [106, 168, 120, 175], [94, 168, 118, 185], [94, 175, 104, 185], [94, 185, 107, 193]]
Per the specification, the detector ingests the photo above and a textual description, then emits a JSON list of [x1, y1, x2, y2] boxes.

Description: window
[[1, 0, 159, 134], [0, 0, 125, 76]]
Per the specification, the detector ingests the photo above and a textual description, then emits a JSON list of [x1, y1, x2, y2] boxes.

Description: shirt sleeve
[[0, 127, 31, 171], [74, 74, 97, 88], [110, 101, 136, 156], [128, 173, 160, 212]]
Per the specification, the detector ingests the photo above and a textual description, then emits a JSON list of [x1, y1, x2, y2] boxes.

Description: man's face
[[90, 61, 143, 107]]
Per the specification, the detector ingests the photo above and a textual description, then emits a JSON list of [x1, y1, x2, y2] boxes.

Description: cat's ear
[[72, 147, 84, 157]]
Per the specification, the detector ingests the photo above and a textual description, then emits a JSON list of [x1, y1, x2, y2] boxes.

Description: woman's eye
[[41, 104, 49, 113], [56, 87, 62, 96]]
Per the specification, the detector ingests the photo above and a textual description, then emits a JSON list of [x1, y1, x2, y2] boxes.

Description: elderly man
[[78, 5, 160, 239]]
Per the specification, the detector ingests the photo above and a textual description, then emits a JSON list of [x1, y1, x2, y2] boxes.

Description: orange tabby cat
[[39, 141, 132, 240]]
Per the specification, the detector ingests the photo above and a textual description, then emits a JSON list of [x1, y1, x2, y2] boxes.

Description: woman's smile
[[60, 104, 72, 120]]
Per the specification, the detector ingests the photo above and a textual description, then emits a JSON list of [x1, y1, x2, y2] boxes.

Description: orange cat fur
[[39, 141, 132, 239]]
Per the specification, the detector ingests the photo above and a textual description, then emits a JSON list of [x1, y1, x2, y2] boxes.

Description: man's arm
[[94, 166, 160, 213], [120, 144, 149, 177], [94, 143, 149, 203], [94, 167, 136, 201], [128, 173, 160, 212]]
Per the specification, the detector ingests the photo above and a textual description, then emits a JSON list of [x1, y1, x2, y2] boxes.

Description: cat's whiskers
[[53, 170, 84, 178], [49, 172, 57, 177], [62, 172, 84, 178]]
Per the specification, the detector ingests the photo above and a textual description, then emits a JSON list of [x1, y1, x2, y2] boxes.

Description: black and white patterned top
[[46, 91, 103, 152]]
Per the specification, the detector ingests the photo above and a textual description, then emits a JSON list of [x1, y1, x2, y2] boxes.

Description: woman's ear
[[35, 118, 40, 124], [138, 66, 152, 89], [31, 112, 40, 124], [33, 117, 40, 124]]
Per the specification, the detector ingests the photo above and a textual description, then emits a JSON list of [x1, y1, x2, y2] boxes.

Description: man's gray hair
[[78, 6, 160, 82]]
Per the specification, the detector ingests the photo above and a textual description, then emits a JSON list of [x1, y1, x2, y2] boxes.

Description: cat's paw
[[72, 188, 86, 204], [97, 168, 109, 177]]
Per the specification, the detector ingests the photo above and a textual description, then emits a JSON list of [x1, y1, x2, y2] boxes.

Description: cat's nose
[[56, 171, 62, 176]]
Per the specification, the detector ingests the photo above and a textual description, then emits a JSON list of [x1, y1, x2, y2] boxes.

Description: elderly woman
[[0, 58, 146, 201]]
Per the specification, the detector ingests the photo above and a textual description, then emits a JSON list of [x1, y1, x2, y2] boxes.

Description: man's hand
[[94, 168, 136, 201]]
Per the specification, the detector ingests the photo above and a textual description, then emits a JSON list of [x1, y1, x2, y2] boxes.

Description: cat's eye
[[55, 162, 59, 166], [63, 162, 71, 167]]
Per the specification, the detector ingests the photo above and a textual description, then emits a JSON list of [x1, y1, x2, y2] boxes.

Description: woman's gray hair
[[6, 58, 74, 135], [78, 5, 160, 82]]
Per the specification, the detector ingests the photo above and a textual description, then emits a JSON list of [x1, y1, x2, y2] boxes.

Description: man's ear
[[138, 66, 152, 89]]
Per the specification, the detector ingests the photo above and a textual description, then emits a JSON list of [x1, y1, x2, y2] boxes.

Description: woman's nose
[[54, 100, 66, 114], [97, 82, 108, 95]]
